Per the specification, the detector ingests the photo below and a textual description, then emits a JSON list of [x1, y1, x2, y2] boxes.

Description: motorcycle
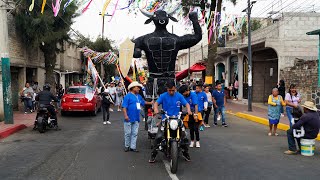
[[35, 104, 59, 133], [157, 110, 187, 174]]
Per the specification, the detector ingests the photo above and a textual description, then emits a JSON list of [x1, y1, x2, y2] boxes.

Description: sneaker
[[280, 113, 285, 117], [189, 141, 195, 148], [124, 147, 130, 152], [24, 112, 28, 114], [149, 155, 156, 163], [222, 123, 228, 127], [109, 108, 114, 112], [213, 123, 218, 127], [106, 121, 111, 124], [130, 148, 139, 152], [206, 124, 211, 128], [284, 150, 297, 155], [268, 132, 272, 136], [103, 121, 107, 125], [196, 141, 200, 148], [117, 109, 121, 112], [233, 98, 237, 101], [182, 152, 191, 162], [274, 133, 279, 136]]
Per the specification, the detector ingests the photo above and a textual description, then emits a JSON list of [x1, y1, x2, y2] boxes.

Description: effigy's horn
[[139, 8, 154, 18]]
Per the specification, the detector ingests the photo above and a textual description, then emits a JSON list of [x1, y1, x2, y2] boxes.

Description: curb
[[0, 124, 28, 139], [226, 111, 320, 141]]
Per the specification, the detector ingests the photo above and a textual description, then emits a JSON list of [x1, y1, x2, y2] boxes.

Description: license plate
[[73, 99, 80, 102]]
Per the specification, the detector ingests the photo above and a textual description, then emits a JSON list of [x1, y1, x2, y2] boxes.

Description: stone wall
[[280, 58, 320, 107]]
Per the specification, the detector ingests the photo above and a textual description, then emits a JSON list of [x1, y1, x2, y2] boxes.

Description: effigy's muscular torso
[[143, 33, 179, 77]]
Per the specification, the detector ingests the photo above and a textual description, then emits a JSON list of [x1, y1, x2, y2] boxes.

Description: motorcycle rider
[[149, 82, 192, 163], [35, 84, 59, 128]]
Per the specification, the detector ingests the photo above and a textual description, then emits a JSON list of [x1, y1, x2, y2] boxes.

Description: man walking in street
[[212, 83, 228, 127], [101, 89, 113, 125], [179, 85, 200, 148], [284, 101, 320, 155], [122, 81, 153, 152]]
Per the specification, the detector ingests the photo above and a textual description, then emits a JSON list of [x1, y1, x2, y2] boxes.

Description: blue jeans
[[286, 107, 293, 127], [23, 98, 33, 112], [124, 121, 140, 149], [287, 128, 301, 151], [214, 106, 226, 124]]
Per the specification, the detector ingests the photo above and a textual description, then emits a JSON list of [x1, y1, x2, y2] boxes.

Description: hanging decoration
[[63, 0, 74, 13], [29, 0, 35, 11], [101, 0, 112, 17], [41, 0, 47, 14], [82, 0, 94, 14], [80, 47, 118, 65], [52, 0, 63, 17]]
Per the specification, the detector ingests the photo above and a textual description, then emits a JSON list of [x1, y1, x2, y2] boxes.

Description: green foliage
[[241, 19, 263, 36], [14, 0, 79, 50], [14, 0, 79, 85]]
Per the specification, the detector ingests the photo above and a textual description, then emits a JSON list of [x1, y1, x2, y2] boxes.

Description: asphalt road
[[0, 110, 320, 180]]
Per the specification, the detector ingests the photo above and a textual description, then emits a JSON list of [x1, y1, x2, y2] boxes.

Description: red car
[[61, 86, 102, 116]]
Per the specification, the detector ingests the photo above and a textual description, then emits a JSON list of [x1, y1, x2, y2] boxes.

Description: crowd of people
[[266, 81, 320, 155], [21, 77, 320, 158], [112, 79, 230, 162]]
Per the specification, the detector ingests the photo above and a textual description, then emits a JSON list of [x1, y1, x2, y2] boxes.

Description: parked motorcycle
[[35, 104, 58, 133], [157, 110, 187, 174]]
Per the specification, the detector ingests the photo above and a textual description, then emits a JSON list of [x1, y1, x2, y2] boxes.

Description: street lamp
[[243, 0, 256, 112], [99, 12, 112, 39]]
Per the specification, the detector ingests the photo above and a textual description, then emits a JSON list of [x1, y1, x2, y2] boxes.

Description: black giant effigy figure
[[133, 9, 202, 98]]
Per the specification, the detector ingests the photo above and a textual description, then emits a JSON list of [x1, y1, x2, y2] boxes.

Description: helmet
[[43, 84, 51, 91]]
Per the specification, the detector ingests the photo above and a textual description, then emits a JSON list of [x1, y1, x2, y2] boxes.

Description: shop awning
[[175, 63, 206, 81]]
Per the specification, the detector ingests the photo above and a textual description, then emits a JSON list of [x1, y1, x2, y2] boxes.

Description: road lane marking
[[162, 160, 179, 180]]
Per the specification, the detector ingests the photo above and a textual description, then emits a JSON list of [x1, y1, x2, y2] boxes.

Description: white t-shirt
[[206, 92, 212, 103], [108, 87, 117, 97]]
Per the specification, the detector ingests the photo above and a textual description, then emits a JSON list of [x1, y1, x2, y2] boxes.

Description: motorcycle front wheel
[[170, 141, 178, 174]]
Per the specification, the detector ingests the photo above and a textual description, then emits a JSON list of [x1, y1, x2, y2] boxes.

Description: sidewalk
[[0, 112, 36, 139], [225, 100, 320, 140]]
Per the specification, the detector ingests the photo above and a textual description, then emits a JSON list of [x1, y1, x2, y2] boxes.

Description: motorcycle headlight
[[169, 120, 178, 130]]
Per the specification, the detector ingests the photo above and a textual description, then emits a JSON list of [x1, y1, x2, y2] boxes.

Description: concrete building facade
[[216, 12, 320, 104]]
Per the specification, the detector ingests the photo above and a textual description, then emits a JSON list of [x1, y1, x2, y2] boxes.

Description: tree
[[14, 0, 78, 86], [181, 0, 237, 81], [241, 19, 263, 36]]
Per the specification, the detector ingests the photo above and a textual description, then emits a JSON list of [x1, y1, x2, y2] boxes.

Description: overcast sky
[[71, 0, 319, 47]]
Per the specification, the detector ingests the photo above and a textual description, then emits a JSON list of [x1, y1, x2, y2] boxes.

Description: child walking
[[102, 89, 114, 125]]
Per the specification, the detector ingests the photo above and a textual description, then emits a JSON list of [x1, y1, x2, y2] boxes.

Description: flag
[[85, 57, 98, 101]]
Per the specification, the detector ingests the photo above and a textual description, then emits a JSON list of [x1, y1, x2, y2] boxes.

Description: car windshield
[[67, 87, 86, 94]]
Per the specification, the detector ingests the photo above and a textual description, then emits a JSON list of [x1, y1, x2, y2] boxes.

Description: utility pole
[[243, 0, 256, 112], [1, 53, 13, 124], [0, 0, 11, 121], [99, 12, 112, 39]]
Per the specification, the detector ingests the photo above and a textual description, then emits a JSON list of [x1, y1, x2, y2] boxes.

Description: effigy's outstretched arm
[[133, 36, 143, 58], [178, 12, 202, 50]]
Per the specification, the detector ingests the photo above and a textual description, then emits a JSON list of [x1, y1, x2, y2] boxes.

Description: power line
[[252, 0, 280, 17], [242, 0, 314, 45]]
